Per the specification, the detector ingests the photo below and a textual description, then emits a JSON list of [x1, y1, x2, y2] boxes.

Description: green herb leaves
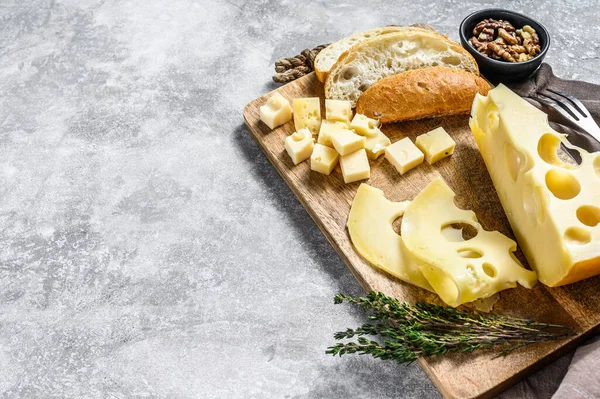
[[327, 292, 574, 364]]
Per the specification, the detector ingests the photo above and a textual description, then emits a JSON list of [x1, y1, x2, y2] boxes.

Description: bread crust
[[324, 30, 480, 106], [356, 67, 491, 124], [315, 67, 328, 85]]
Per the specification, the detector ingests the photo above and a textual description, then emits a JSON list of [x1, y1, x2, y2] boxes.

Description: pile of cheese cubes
[[386, 127, 456, 175], [259, 92, 456, 184]]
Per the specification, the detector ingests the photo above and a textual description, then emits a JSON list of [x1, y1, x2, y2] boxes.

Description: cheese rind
[[470, 84, 600, 286], [331, 129, 366, 156], [311, 144, 339, 175], [347, 184, 433, 290], [259, 92, 293, 129], [401, 177, 537, 307], [364, 127, 391, 159], [340, 149, 370, 183], [350, 113, 380, 136], [325, 99, 353, 122], [317, 120, 349, 147], [284, 128, 315, 165], [385, 137, 424, 174], [415, 127, 456, 164], [293, 97, 321, 135]]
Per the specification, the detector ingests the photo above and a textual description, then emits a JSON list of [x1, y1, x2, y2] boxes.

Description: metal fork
[[533, 88, 600, 145]]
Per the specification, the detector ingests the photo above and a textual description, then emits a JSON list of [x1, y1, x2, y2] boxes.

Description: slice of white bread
[[314, 26, 409, 83], [324, 30, 479, 107], [314, 25, 437, 83]]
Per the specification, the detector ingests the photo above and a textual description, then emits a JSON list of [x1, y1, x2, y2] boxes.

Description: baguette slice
[[325, 30, 479, 107], [356, 67, 491, 123], [315, 26, 415, 83]]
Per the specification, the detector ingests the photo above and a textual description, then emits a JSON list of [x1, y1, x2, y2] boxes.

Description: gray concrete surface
[[0, 1, 598, 398]]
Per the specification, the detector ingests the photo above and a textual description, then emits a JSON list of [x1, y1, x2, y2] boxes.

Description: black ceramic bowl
[[459, 9, 550, 83]]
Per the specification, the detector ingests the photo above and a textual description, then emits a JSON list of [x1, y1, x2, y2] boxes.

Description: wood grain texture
[[243, 72, 599, 399]]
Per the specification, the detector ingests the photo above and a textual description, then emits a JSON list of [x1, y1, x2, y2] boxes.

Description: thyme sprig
[[326, 291, 575, 364]]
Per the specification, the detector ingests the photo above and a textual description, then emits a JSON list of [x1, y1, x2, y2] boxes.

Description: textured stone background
[[0, 1, 598, 398]]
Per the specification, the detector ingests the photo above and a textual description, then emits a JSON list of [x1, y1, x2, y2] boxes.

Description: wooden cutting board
[[243, 72, 600, 399]]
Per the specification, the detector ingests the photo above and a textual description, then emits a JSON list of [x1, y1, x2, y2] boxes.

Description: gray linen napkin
[[499, 337, 600, 399], [553, 336, 600, 399], [497, 64, 600, 398]]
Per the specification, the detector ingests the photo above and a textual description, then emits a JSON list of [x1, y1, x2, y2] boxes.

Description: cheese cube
[[340, 149, 370, 183], [311, 144, 339, 175], [415, 127, 456, 164], [331, 129, 366, 156], [385, 137, 424, 174], [317, 120, 349, 147], [293, 97, 321, 135], [350, 113, 380, 136], [259, 92, 293, 129], [364, 127, 391, 160], [325, 99, 352, 122], [285, 128, 314, 165]]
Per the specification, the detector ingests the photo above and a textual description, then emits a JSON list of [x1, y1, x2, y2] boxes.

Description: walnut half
[[469, 19, 541, 62]]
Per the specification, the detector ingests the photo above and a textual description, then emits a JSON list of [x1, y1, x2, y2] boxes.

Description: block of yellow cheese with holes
[[415, 127, 456, 164], [285, 128, 314, 165], [293, 97, 321, 135], [259, 92, 292, 129], [317, 120, 349, 147], [401, 177, 537, 307], [325, 99, 353, 122], [470, 84, 600, 286], [347, 184, 433, 291]]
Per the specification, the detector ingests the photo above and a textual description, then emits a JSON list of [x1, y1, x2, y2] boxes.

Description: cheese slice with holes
[[401, 177, 537, 307], [470, 84, 600, 286], [347, 184, 433, 291]]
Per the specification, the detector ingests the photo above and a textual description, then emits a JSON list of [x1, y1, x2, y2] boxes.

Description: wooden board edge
[[242, 110, 373, 294], [427, 326, 597, 399], [242, 81, 598, 399]]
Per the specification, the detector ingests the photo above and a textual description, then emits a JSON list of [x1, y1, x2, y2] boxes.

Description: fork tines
[[532, 88, 600, 144]]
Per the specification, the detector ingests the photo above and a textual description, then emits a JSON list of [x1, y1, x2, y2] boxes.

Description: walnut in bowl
[[459, 9, 550, 83], [469, 19, 541, 63]]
